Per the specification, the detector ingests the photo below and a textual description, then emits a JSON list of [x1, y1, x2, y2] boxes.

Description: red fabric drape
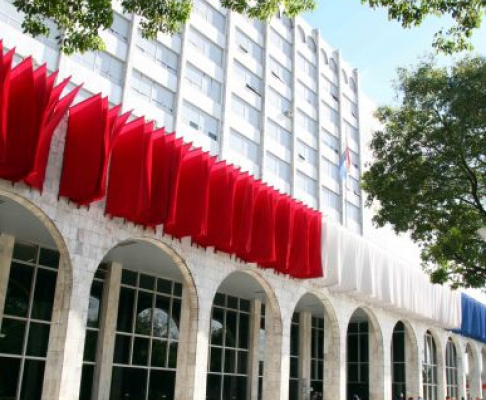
[[105, 118, 154, 225], [59, 95, 129, 204], [0, 42, 13, 158]]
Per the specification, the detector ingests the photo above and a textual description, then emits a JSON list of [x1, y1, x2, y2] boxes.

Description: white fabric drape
[[321, 221, 462, 328]]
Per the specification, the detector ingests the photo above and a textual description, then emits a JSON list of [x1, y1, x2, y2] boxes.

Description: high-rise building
[[1, 0, 363, 234], [0, 2, 485, 400]]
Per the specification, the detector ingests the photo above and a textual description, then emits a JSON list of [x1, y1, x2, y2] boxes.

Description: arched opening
[[307, 37, 317, 53], [445, 338, 459, 399], [346, 307, 384, 400], [78, 239, 198, 400], [465, 343, 479, 400], [288, 292, 339, 400], [391, 320, 419, 400], [342, 69, 349, 85], [0, 191, 72, 400], [206, 270, 281, 400], [321, 50, 329, 65], [423, 330, 439, 400]]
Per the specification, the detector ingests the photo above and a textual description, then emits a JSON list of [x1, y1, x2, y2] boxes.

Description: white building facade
[[0, 2, 485, 400]]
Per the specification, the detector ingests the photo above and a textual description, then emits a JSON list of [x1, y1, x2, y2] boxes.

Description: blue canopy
[[453, 294, 486, 343]]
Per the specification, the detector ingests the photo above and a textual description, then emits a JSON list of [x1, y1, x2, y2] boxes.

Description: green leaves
[[362, 57, 486, 288], [11, 0, 316, 54]]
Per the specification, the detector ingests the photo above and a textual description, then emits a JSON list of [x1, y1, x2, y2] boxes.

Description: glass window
[[207, 294, 253, 400], [445, 339, 458, 400], [322, 187, 341, 222], [296, 171, 317, 198], [266, 152, 291, 193], [266, 120, 291, 160], [72, 51, 125, 85], [132, 70, 175, 113], [322, 157, 340, 183], [289, 313, 300, 397], [269, 28, 292, 58], [136, 32, 179, 74], [347, 176, 361, 203], [347, 320, 369, 400], [188, 28, 223, 65], [322, 102, 339, 131], [232, 95, 261, 129], [0, 241, 59, 400], [269, 57, 291, 86], [193, 0, 226, 32], [185, 63, 222, 103], [323, 130, 340, 155], [392, 322, 407, 400], [297, 81, 317, 107], [297, 140, 317, 166], [344, 122, 359, 147], [311, 317, 325, 397], [182, 101, 220, 141], [297, 53, 316, 80], [229, 130, 260, 165], [235, 29, 263, 63], [423, 331, 438, 400], [267, 89, 291, 116], [235, 61, 262, 96], [297, 110, 318, 137], [109, 13, 130, 42], [346, 202, 361, 233]]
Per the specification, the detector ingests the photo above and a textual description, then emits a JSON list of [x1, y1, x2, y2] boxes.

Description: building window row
[[131, 70, 175, 113]]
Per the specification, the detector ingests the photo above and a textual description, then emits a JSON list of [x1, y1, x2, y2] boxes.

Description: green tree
[[361, 57, 486, 288], [362, 0, 485, 53], [13, 0, 485, 55], [12, 0, 315, 54]]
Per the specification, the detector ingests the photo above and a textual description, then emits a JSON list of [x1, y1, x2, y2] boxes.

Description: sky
[[303, 0, 486, 106]]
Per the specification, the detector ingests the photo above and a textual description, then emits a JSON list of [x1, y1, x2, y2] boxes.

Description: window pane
[[133, 337, 150, 366], [0, 356, 21, 398], [135, 292, 153, 335], [83, 330, 98, 362], [153, 296, 170, 339], [114, 334, 131, 364], [110, 367, 147, 400], [0, 318, 26, 355], [31, 268, 57, 321], [149, 370, 175, 400], [151, 339, 167, 368], [5, 263, 33, 317], [117, 288, 135, 332], [20, 359, 45, 400], [38, 248, 59, 269], [207, 374, 222, 400], [79, 365, 94, 400]]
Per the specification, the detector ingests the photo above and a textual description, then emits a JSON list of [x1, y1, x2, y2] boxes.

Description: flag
[[339, 144, 351, 180]]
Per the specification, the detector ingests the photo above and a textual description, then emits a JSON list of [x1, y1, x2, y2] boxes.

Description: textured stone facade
[[0, 121, 484, 400]]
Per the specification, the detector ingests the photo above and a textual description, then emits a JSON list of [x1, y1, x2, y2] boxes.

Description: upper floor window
[[322, 187, 341, 221], [109, 12, 130, 42], [297, 140, 317, 166], [235, 61, 262, 96], [232, 95, 261, 129], [193, 0, 226, 32], [349, 77, 357, 92], [185, 63, 221, 103], [267, 120, 291, 154], [188, 28, 223, 65], [268, 88, 292, 116], [136, 32, 179, 74], [297, 26, 306, 43], [183, 101, 219, 141], [131, 70, 174, 113], [297, 53, 316, 80], [229, 130, 260, 165], [321, 50, 329, 65], [269, 28, 292, 58], [342, 69, 349, 85], [322, 130, 340, 155], [73, 51, 125, 85], [297, 81, 317, 107], [235, 29, 263, 64], [329, 57, 338, 74], [266, 152, 291, 191], [296, 171, 317, 198], [297, 110, 317, 137], [322, 102, 339, 128], [269, 57, 291, 87], [306, 37, 317, 53]]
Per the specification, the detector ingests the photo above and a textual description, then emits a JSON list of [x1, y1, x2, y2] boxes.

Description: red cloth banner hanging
[[0, 41, 13, 158], [105, 118, 154, 225], [0, 50, 78, 189], [59, 95, 130, 204]]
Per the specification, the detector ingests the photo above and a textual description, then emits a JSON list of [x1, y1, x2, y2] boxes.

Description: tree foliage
[[12, 0, 484, 54], [361, 57, 486, 288], [12, 0, 315, 54], [362, 0, 485, 53]]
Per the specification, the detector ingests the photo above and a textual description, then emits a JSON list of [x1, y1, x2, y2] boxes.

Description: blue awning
[[454, 294, 486, 343]]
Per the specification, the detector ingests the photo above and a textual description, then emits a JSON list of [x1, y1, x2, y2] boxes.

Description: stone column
[[0, 233, 15, 331], [405, 331, 421, 398], [468, 347, 482, 400], [92, 262, 122, 400], [369, 321, 385, 400], [299, 312, 312, 400], [248, 299, 262, 400]]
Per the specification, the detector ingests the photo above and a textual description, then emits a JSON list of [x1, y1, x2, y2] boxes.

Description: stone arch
[[465, 342, 481, 399], [289, 289, 341, 400], [391, 319, 420, 398], [0, 188, 74, 400], [423, 328, 446, 400], [82, 237, 200, 400], [347, 306, 385, 400], [446, 335, 465, 400], [207, 267, 282, 400]]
